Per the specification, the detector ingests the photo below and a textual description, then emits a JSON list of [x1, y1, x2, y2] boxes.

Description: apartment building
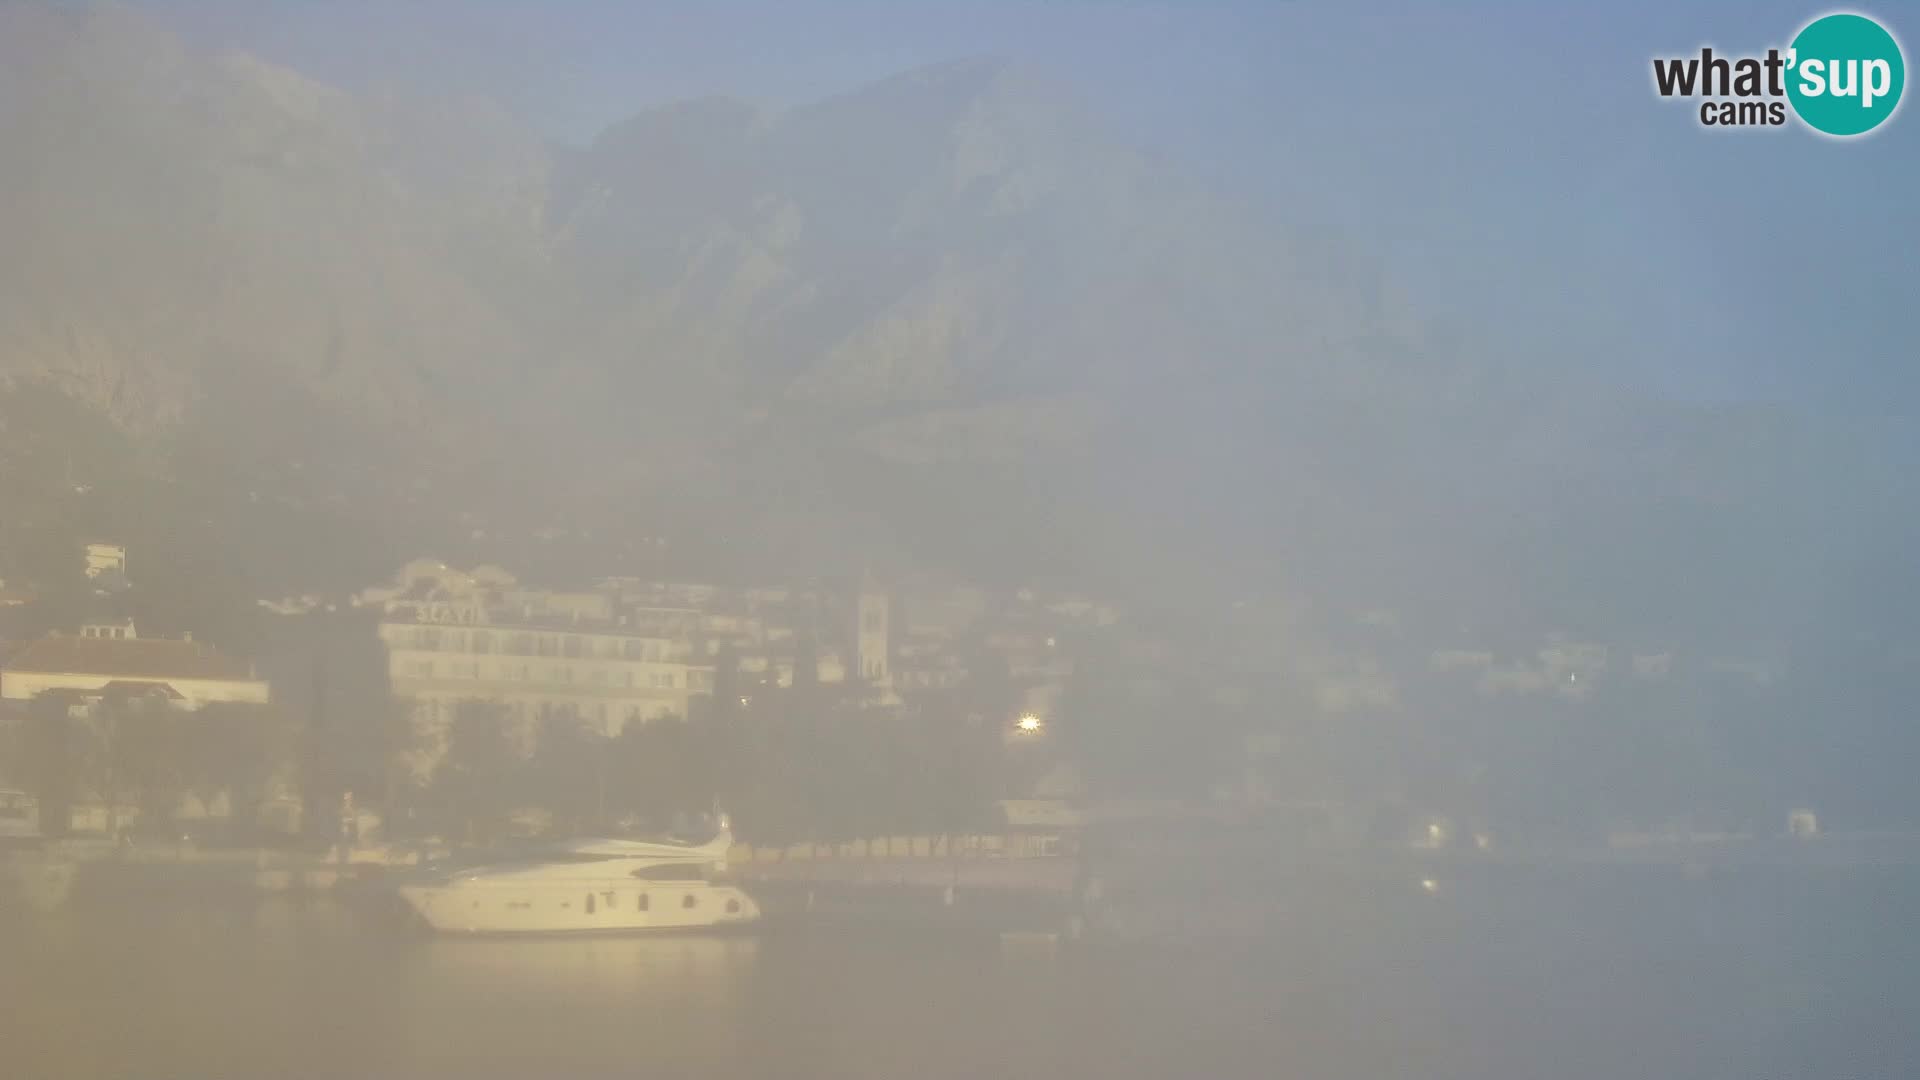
[[367, 560, 715, 741], [379, 613, 715, 736]]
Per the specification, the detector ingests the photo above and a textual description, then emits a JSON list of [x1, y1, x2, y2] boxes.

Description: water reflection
[[5, 871, 1920, 1079], [410, 933, 761, 1011]]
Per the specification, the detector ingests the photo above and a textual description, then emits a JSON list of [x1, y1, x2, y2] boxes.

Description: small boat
[[396, 817, 760, 934]]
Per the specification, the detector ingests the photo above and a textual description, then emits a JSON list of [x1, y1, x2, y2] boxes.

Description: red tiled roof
[[1, 634, 255, 681]]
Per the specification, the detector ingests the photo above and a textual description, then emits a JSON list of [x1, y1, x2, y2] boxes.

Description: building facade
[[378, 614, 715, 736], [366, 561, 717, 744], [84, 542, 126, 579], [0, 622, 269, 710]]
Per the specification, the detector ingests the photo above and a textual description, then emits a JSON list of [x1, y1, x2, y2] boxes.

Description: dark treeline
[[412, 661, 1028, 848], [0, 613, 1059, 850], [10, 695, 296, 839]]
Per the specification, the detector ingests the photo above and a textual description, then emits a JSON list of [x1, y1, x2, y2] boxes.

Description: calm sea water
[[3, 865, 1918, 1079]]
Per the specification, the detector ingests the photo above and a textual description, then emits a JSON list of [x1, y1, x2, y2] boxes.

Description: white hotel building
[[368, 561, 716, 742], [378, 615, 714, 736]]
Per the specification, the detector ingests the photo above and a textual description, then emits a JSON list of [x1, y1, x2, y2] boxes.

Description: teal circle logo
[[1786, 13, 1905, 136]]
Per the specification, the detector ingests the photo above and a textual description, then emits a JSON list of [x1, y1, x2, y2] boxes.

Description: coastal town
[[0, 538, 1853, 877], [1, 539, 1230, 860]]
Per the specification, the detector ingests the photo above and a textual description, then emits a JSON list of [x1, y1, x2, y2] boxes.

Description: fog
[[2, 3, 1917, 1078]]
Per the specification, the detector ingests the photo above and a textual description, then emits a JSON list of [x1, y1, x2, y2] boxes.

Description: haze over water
[[7, 866, 1920, 1080]]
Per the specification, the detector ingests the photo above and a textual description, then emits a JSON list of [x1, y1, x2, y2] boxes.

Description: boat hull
[[398, 878, 761, 935]]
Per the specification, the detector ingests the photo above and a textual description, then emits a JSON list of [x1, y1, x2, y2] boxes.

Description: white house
[[83, 543, 127, 579], [0, 624, 269, 710]]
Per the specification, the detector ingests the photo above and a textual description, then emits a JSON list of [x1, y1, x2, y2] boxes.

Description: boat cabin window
[[630, 863, 708, 881], [636, 893, 649, 911], [480, 851, 622, 869], [682, 894, 697, 909]]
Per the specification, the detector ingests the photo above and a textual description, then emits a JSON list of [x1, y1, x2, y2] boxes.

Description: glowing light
[[1420, 878, 1439, 894], [1015, 713, 1043, 734]]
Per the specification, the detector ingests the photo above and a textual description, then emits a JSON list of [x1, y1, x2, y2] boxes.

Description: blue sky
[[150, 1, 1917, 413]]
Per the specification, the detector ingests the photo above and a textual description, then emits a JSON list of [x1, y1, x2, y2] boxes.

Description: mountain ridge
[[2, 3, 1906, 674]]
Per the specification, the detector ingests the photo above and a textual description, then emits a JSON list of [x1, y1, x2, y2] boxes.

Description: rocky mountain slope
[[2, 4, 1909, 673]]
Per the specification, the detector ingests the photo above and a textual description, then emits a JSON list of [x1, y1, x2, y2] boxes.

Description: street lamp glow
[[1015, 713, 1043, 734]]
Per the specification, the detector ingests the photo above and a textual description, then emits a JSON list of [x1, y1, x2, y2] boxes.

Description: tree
[[719, 691, 821, 853], [101, 699, 190, 828], [260, 608, 414, 826], [1058, 647, 1240, 803], [10, 530, 92, 638], [317, 694, 423, 825], [528, 707, 607, 833], [433, 700, 519, 843], [22, 694, 79, 838], [177, 702, 297, 829], [916, 707, 1004, 846], [611, 714, 721, 829]]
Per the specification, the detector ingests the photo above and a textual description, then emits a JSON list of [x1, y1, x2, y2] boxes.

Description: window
[[636, 893, 649, 912], [682, 894, 697, 909], [472, 631, 493, 655], [585, 893, 596, 915], [631, 864, 707, 881], [480, 852, 619, 868]]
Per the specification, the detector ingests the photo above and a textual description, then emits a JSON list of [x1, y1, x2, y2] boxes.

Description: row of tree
[[1, 679, 1030, 852], [11, 695, 296, 839], [417, 680, 1019, 849]]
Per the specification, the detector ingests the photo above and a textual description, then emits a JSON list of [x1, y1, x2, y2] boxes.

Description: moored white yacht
[[396, 817, 760, 934]]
